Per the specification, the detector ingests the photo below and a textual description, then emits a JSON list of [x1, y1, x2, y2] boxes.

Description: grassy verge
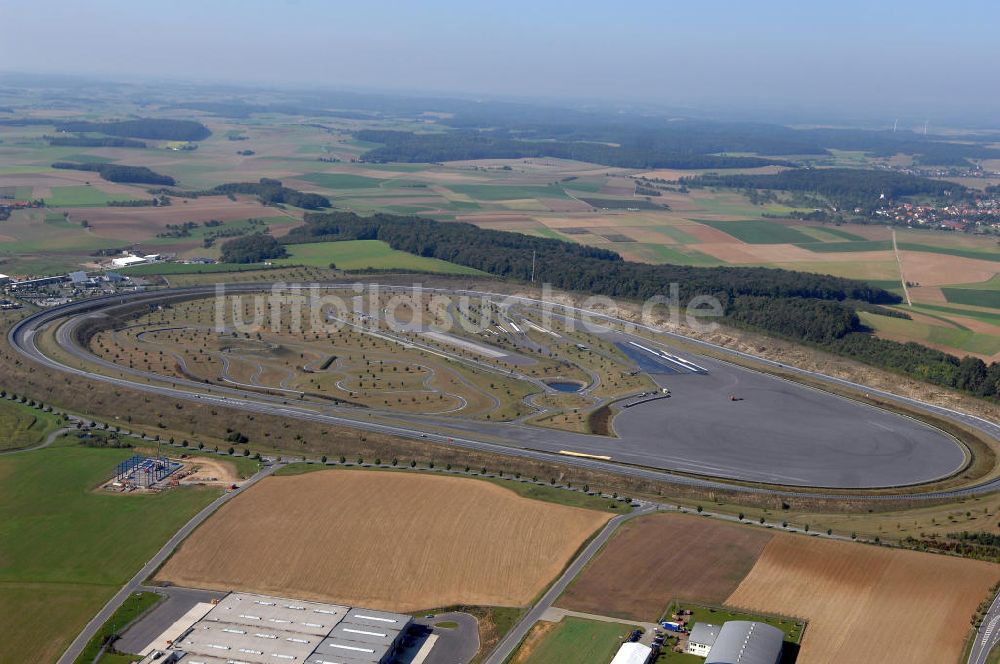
[[0, 445, 220, 663], [75, 591, 162, 664], [0, 398, 64, 451], [510, 616, 636, 664], [273, 462, 630, 513]]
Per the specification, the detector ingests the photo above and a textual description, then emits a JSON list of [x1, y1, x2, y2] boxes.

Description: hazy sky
[[3, 0, 998, 123]]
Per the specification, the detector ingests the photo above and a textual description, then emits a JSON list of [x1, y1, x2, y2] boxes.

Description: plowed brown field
[[156, 470, 610, 611], [556, 514, 773, 621], [726, 535, 1000, 664]]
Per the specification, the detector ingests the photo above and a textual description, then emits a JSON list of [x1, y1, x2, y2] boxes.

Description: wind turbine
[[892, 118, 898, 133]]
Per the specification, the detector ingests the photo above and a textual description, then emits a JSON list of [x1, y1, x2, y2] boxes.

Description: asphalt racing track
[[10, 283, 1000, 496]]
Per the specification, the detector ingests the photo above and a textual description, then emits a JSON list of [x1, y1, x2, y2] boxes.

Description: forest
[[53, 118, 211, 141], [210, 178, 330, 209], [355, 130, 791, 169], [220, 233, 288, 263], [283, 211, 999, 399], [147, 178, 330, 210], [50, 161, 175, 186], [684, 168, 968, 211]]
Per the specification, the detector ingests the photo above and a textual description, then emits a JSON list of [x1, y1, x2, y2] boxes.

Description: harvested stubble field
[[725, 535, 1000, 664], [156, 470, 611, 610], [556, 513, 773, 621]]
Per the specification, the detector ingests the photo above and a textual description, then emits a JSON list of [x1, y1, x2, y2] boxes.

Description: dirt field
[[156, 470, 610, 610], [898, 250, 999, 286], [178, 457, 240, 485], [556, 514, 773, 621], [726, 535, 1000, 664]]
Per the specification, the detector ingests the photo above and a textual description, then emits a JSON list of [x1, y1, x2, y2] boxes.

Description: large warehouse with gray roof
[[137, 592, 411, 664]]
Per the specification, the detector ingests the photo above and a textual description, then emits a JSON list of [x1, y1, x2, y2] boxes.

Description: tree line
[[53, 118, 211, 141], [282, 211, 999, 400], [51, 162, 175, 186], [46, 135, 147, 148], [147, 178, 330, 210], [684, 168, 968, 212], [355, 130, 791, 170]]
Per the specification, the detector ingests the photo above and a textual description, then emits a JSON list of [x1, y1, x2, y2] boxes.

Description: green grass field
[[45, 185, 133, 208], [805, 225, 867, 241], [897, 242, 1000, 263], [941, 288, 1000, 309], [694, 219, 815, 244], [517, 617, 635, 664], [275, 239, 485, 274], [796, 240, 892, 253], [860, 311, 1000, 356], [911, 303, 1000, 326], [448, 183, 570, 201], [0, 443, 220, 663], [626, 243, 721, 267], [299, 172, 387, 189], [0, 399, 63, 452]]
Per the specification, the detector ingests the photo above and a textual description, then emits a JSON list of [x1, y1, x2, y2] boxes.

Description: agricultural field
[[1, 113, 997, 357], [556, 514, 773, 622], [555, 511, 1000, 664], [0, 439, 221, 663], [155, 469, 612, 610], [511, 617, 637, 664], [273, 239, 486, 274], [726, 534, 1000, 664]]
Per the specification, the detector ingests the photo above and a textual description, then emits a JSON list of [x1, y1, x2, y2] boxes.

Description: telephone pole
[[530, 249, 536, 283]]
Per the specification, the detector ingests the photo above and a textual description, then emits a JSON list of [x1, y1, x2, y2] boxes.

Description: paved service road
[[410, 612, 480, 664], [115, 586, 226, 655], [482, 505, 655, 664], [55, 463, 276, 664], [0, 425, 73, 456], [969, 590, 1000, 664]]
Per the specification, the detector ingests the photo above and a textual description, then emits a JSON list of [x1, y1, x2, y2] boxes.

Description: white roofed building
[[609, 642, 652, 664]]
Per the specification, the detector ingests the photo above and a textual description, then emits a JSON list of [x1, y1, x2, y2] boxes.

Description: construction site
[[101, 453, 240, 493]]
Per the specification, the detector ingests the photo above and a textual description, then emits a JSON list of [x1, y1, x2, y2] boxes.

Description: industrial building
[[137, 593, 411, 664], [111, 255, 149, 268], [703, 621, 783, 664]]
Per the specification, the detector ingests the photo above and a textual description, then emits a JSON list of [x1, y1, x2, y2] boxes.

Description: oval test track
[[9, 283, 999, 500]]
